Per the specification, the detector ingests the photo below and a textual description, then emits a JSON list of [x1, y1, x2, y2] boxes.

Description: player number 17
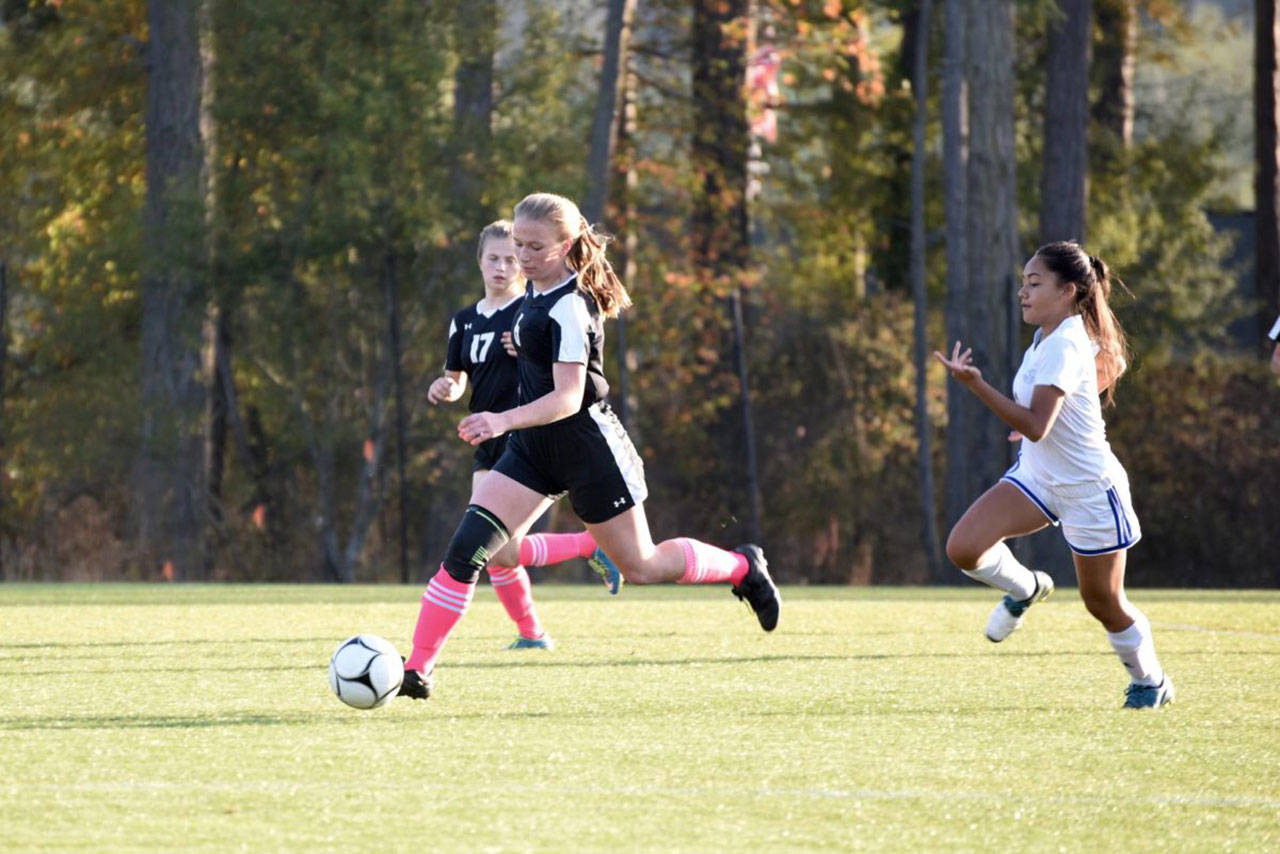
[[470, 332, 495, 363]]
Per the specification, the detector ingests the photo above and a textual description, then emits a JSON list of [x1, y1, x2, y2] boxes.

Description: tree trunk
[[613, 38, 640, 431], [1092, 0, 1135, 152], [1258, 0, 1280, 349], [965, 0, 1019, 501], [942, 0, 970, 567], [691, 0, 763, 544], [202, 305, 230, 577], [0, 261, 6, 581], [385, 250, 410, 583], [583, 0, 636, 226], [1027, 0, 1093, 580], [138, 0, 209, 581], [910, 0, 944, 581], [1039, 0, 1091, 244], [451, 0, 495, 218], [584, 0, 637, 438]]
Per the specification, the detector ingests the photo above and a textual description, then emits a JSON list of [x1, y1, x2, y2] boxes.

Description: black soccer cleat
[[731, 544, 780, 632], [398, 665, 434, 701]]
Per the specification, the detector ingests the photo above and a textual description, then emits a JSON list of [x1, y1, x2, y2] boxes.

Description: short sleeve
[[444, 315, 465, 372], [1034, 335, 1089, 395], [1269, 314, 1280, 342], [548, 294, 591, 364]]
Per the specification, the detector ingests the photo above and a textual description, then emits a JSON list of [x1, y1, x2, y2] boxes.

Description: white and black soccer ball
[[328, 634, 404, 710]]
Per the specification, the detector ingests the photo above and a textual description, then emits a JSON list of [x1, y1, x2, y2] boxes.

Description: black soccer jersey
[[510, 275, 609, 414], [444, 295, 523, 414]]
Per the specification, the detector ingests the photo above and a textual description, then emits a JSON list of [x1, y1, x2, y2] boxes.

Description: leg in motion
[[401, 504, 512, 697], [515, 529, 622, 595], [401, 474, 547, 698], [488, 564, 551, 649], [469, 472, 553, 649], [587, 504, 780, 631], [1076, 550, 1172, 709], [946, 481, 1053, 642]]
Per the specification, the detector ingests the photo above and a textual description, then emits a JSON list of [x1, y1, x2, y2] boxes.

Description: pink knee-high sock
[[488, 565, 544, 640], [404, 567, 476, 673], [674, 538, 749, 585], [518, 531, 597, 567]]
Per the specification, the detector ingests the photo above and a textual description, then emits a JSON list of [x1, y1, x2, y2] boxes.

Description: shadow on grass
[[0, 664, 294, 677], [0, 637, 331, 651], [0, 712, 320, 731], [442, 649, 1120, 670]]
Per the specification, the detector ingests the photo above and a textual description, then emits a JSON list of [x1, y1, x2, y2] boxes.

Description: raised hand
[[932, 340, 983, 384]]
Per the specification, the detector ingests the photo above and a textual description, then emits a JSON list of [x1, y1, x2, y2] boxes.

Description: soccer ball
[[328, 634, 404, 709]]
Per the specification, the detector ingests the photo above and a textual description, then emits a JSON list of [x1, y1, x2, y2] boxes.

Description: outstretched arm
[[933, 340, 1065, 442]]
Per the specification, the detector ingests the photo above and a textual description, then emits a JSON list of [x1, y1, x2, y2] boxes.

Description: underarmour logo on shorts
[[613, 497, 626, 508]]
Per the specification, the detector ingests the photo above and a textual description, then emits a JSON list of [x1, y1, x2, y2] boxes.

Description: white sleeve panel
[[1270, 314, 1280, 342], [1034, 335, 1089, 395], [549, 293, 591, 364]]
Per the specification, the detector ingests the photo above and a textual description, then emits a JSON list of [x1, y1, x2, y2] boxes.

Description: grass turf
[[1, 584, 1278, 852]]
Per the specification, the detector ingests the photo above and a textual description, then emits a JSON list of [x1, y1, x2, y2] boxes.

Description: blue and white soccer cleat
[[586, 546, 623, 595], [507, 634, 555, 650], [1124, 676, 1175, 709], [985, 570, 1054, 642]]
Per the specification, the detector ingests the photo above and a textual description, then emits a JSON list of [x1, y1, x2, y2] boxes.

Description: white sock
[[1106, 609, 1164, 687], [962, 541, 1037, 601]]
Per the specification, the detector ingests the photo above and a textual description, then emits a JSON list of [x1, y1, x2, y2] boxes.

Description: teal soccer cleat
[[586, 546, 624, 595], [507, 634, 555, 650], [1124, 676, 1175, 709]]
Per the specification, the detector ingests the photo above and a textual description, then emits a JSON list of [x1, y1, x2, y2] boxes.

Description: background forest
[[0, 0, 1275, 586]]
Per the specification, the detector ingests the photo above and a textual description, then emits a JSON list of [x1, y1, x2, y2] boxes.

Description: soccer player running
[[416, 219, 623, 659], [399, 193, 779, 700], [934, 241, 1173, 709]]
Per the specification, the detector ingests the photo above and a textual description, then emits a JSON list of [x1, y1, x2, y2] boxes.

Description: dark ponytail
[[1034, 242, 1130, 405]]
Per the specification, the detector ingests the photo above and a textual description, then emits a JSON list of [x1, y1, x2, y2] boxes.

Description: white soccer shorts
[[1001, 460, 1142, 556]]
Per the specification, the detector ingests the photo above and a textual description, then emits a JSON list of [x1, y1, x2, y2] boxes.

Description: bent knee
[[945, 531, 983, 571], [618, 562, 662, 585]]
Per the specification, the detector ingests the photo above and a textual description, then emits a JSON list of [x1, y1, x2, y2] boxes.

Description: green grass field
[[2, 584, 1278, 852]]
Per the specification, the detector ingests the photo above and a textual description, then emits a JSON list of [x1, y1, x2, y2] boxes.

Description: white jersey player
[[935, 241, 1172, 710]]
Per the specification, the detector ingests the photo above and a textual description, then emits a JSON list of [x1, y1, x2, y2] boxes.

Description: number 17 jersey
[[443, 294, 523, 414]]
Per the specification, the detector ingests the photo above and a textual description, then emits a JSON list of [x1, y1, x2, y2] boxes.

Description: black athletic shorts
[[492, 403, 647, 523], [472, 434, 509, 472]]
